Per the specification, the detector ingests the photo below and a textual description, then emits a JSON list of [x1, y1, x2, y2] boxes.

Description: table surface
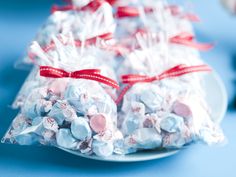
[[0, 0, 236, 177]]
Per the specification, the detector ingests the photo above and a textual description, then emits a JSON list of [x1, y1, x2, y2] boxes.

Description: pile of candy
[[2, 0, 225, 158]]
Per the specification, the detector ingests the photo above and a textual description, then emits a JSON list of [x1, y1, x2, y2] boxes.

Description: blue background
[[0, 0, 236, 176]]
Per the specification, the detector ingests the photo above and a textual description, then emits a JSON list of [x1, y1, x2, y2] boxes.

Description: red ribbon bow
[[51, 0, 105, 13], [40, 66, 119, 89], [169, 32, 214, 51], [115, 5, 200, 22], [116, 6, 153, 18], [115, 64, 211, 104], [134, 30, 213, 51]]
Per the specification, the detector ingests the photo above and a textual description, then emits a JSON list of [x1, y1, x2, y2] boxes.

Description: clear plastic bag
[[12, 34, 119, 109], [3, 34, 124, 157], [114, 44, 225, 154], [114, 0, 194, 40], [3, 0, 225, 158], [117, 72, 225, 154], [16, 0, 116, 68], [3, 78, 123, 157]]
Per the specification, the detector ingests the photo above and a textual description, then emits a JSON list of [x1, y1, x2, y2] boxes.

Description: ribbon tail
[[77, 74, 119, 89], [115, 84, 133, 105], [171, 39, 214, 51]]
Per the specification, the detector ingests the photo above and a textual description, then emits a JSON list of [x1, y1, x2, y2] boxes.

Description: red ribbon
[[51, 0, 105, 13], [40, 66, 119, 89], [105, 0, 117, 5], [115, 64, 211, 104], [116, 6, 153, 18], [29, 32, 114, 61], [74, 32, 113, 47], [115, 5, 199, 22], [167, 5, 200, 22], [170, 32, 214, 51], [133, 30, 213, 51]]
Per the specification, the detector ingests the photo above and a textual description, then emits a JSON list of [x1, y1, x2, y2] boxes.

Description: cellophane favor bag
[[3, 34, 125, 157]]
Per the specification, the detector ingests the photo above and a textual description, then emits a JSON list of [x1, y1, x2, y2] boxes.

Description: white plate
[[59, 72, 228, 162]]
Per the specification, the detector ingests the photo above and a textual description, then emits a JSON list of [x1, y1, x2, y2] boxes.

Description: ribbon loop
[[51, 0, 105, 13], [116, 64, 211, 104], [40, 66, 119, 89]]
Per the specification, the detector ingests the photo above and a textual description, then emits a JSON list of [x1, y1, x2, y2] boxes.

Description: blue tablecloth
[[0, 1, 236, 176]]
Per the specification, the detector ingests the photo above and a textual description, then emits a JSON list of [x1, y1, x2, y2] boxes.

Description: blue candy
[[125, 114, 141, 135], [48, 100, 77, 125], [56, 128, 77, 149], [132, 128, 162, 149], [160, 113, 184, 133], [64, 84, 92, 115], [14, 133, 39, 145], [23, 99, 52, 119], [139, 90, 163, 112], [71, 117, 92, 141], [162, 132, 186, 148], [92, 139, 114, 157]]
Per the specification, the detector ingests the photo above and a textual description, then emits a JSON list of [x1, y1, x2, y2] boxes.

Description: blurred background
[[0, 0, 236, 177]]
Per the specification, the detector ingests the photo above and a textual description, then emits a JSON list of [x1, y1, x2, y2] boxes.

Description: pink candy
[[48, 80, 68, 96], [173, 101, 192, 118], [89, 114, 107, 133]]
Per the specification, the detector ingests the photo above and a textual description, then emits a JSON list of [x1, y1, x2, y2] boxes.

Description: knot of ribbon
[[40, 66, 119, 89], [115, 64, 211, 104]]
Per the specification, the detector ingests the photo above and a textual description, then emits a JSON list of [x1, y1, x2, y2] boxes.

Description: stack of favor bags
[[2, 0, 225, 157]]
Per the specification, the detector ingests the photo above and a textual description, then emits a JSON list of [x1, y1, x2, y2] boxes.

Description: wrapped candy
[[114, 35, 223, 153], [3, 33, 126, 157], [3, 0, 226, 159], [115, 62, 225, 153], [3, 68, 122, 157]]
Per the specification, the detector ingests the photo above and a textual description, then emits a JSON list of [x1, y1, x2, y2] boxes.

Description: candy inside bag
[[114, 0, 195, 42], [116, 73, 225, 154], [3, 78, 123, 157], [3, 32, 127, 157], [114, 39, 224, 153], [12, 33, 120, 109], [3, 0, 226, 158]]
